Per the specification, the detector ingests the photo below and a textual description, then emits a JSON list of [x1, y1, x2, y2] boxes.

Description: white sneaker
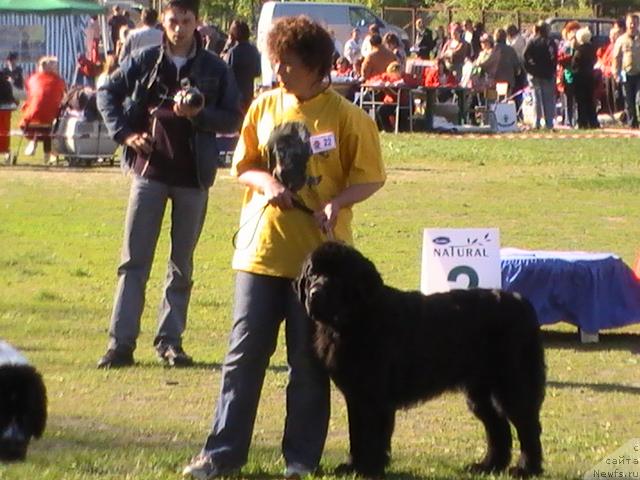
[[284, 463, 313, 479], [182, 453, 238, 479], [24, 140, 36, 156]]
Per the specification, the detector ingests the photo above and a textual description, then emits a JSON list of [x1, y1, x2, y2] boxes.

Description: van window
[[598, 21, 612, 38], [273, 4, 345, 24], [348, 6, 381, 28]]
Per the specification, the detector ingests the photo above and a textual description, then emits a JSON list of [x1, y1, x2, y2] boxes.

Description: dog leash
[[231, 199, 334, 249]]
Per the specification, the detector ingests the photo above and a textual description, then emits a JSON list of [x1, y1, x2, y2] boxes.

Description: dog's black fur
[[295, 242, 546, 479], [0, 342, 47, 462]]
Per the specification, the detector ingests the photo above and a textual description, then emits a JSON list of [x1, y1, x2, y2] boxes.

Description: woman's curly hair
[[267, 15, 335, 79]]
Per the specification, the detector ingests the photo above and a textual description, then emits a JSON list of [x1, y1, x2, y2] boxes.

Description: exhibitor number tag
[[310, 132, 336, 154]]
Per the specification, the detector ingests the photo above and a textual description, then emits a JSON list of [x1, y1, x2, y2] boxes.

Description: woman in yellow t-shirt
[[183, 15, 386, 480]]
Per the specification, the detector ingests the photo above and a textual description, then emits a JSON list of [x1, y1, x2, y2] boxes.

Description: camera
[[174, 78, 204, 110]]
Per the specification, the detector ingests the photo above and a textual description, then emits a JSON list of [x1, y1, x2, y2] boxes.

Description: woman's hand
[[262, 175, 294, 210], [314, 198, 341, 236]]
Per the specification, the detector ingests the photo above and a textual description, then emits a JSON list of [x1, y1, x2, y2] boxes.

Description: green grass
[[1, 133, 639, 479]]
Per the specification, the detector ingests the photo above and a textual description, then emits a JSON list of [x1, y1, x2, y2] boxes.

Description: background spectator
[[558, 21, 580, 127], [3, 52, 24, 95], [223, 19, 261, 113], [370, 61, 419, 132], [0, 69, 17, 163], [343, 28, 362, 66], [612, 14, 640, 128], [524, 21, 558, 129], [361, 23, 380, 58], [506, 24, 527, 62], [108, 6, 128, 51], [118, 8, 163, 63], [20, 56, 66, 163], [361, 33, 397, 80], [476, 29, 521, 95], [572, 27, 600, 128], [414, 18, 435, 59], [439, 23, 470, 80], [383, 32, 406, 70]]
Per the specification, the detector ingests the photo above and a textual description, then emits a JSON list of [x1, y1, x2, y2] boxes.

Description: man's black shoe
[[97, 348, 134, 369], [156, 345, 193, 367]]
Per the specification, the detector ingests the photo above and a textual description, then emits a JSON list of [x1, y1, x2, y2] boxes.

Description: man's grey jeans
[[107, 175, 208, 351], [530, 76, 556, 129]]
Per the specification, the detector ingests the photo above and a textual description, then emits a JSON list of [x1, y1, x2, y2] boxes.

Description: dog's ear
[[348, 251, 384, 303], [26, 369, 47, 438]]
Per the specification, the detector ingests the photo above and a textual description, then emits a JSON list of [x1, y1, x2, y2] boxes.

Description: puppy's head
[[0, 358, 47, 462], [294, 242, 384, 328], [267, 121, 312, 193]]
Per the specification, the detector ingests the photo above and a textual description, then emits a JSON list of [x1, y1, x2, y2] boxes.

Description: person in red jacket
[[20, 56, 66, 163], [366, 61, 420, 131], [423, 59, 458, 102]]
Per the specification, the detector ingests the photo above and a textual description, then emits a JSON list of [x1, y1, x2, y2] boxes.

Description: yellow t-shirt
[[231, 87, 386, 279]]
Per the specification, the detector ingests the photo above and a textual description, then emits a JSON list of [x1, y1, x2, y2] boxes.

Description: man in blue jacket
[[96, 0, 242, 368]]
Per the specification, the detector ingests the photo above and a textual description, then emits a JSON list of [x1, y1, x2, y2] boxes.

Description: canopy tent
[[0, 0, 105, 84]]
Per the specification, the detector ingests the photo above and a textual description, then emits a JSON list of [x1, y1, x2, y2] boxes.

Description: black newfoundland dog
[[0, 340, 47, 461], [295, 242, 546, 479]]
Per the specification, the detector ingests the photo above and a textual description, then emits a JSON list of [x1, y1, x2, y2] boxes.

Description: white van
[[256, 1, 409, 86]]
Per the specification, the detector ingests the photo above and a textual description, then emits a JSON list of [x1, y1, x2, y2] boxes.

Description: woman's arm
[[314, 181, 385, 234], [237, 168, 294, 210]]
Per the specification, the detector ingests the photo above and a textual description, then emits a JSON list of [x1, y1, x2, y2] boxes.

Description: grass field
[[1, 133, 639, 480]]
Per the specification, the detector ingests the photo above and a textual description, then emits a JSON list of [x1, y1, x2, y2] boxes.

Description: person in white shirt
[[360, 23, 380, 58], [118, 8, 163, 63], [343, 28, 362, 65], [506, 24, 527, 62]]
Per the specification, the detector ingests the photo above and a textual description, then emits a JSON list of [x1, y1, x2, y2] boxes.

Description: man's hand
[[173, 92, 204, 118], [124, 132, 153, 155], [173, 101, 203, 118]]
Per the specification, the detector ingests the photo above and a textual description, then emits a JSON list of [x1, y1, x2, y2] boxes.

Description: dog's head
[[0, 342, 47, 462], [267, 121, 313, 193], [294, 242, 384, 329]]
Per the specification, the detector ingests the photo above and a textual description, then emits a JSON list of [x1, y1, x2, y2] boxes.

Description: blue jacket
[[97, 34, 242, 188]]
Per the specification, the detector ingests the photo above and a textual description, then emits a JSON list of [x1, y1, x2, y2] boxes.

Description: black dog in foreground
[[0, 340, 47, 461], [295, 242, 546, 479]]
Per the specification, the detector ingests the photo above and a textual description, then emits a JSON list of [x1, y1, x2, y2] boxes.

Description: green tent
[[0, 0, 104, 14], [0, 0, 105, 83]]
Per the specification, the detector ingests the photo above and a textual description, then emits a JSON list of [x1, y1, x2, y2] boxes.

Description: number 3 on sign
[[447, 265, 479, 288]]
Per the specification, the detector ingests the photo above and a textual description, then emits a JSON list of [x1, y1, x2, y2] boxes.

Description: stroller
[[51, 86, 118, 166]]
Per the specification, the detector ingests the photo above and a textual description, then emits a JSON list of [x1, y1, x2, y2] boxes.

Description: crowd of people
[[1, 10, 638, 164], [325, 14, 640, 131]]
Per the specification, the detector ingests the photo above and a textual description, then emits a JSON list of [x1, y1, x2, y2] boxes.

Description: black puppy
[[0, 340, 47, 461], [295, 242, 546, 479], [267, 121, 313, 194]]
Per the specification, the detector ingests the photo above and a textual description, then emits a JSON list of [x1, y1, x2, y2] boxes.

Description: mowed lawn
[[1, 134, 639, 480]]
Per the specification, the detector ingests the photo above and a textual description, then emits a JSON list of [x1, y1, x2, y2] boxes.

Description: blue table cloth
[[500, 248, 640, 334]]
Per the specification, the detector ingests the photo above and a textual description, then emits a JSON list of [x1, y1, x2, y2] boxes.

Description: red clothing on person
[[20, 71, 65, 128], [597, 42, 615, 77], [365, 72, 419, 104], [0, 110, 10, 153], [423, 67, 457, 87]]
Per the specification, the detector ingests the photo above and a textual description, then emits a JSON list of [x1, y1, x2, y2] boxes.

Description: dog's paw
[[508, 465, 543, 478], [466, 462, 507, 475], [334, 462, 355, 475]]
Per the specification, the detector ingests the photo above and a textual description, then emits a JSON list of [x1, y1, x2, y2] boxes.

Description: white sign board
[[421, 228, 502, 294]]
